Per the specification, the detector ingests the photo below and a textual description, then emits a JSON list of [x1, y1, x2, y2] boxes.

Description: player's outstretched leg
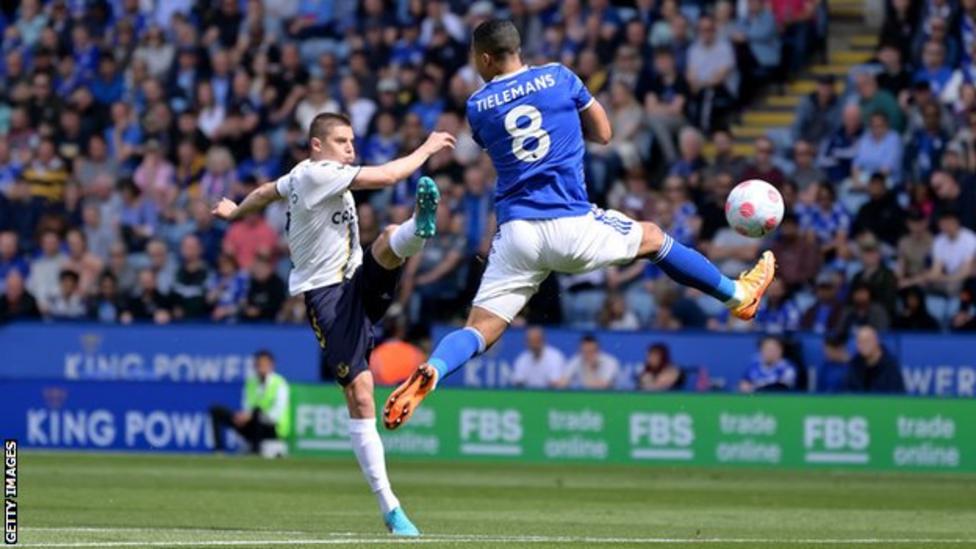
[[372, 176, 440, 270], [384, 308, 503, 430], [345, 371, 420, 536], [637, 222, 776, 320]]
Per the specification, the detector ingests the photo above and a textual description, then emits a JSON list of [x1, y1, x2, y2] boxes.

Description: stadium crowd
[[506, 324, 905, 393], [0, 0, 973, 346]]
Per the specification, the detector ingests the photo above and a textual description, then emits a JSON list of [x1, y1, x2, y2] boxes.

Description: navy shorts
[[304, 252, 401, 386]]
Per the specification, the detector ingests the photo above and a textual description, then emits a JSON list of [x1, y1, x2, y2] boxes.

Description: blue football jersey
[[467, 64, 595, 224]]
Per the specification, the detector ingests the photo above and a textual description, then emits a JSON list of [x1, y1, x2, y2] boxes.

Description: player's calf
[[636, 221, 776, 319]]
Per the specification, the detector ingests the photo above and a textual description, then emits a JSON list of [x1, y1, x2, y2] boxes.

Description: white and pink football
[[724, 179, 784, 238]]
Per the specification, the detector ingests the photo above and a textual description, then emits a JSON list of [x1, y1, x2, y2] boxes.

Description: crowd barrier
[[1, 324, 974, 396], [2, 379, 972, 473]]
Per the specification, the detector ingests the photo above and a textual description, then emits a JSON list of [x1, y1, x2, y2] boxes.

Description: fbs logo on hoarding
[[294, 404, 351, 451], [803, 416, 870, 464], [459, 408, 523, 457], [629, 413, 694, 461]]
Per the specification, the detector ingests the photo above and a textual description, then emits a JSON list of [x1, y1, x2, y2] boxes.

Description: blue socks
[[651, 233, 738, 304], [428, 327, 486, 380]]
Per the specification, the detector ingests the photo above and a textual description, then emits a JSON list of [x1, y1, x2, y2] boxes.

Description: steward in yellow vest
[[209, 349, 290, 453]]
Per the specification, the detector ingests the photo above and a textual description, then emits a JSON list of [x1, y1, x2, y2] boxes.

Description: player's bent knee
[[371, 225, 402, 270], [638, 222, 665, 258], [465, 307, 509, 350]]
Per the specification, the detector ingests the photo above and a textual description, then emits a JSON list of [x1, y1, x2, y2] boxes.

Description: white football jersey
[[275, 159, 363, 295]]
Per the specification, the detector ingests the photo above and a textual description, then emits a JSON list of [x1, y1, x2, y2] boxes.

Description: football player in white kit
[[213, 112, 455, 536]]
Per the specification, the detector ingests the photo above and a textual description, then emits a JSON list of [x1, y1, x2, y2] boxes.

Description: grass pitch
[[16, 452, 976, 548]]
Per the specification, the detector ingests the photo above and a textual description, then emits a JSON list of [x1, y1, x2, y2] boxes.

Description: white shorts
[[473, 207, 644, 322]]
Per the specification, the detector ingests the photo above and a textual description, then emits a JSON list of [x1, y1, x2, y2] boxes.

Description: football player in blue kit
[[384, 20, 776, 429]]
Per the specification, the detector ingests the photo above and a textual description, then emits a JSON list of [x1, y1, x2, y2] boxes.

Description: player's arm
[[580, 99, 613, 145], [212, 181, 281, 221], [352, 131, 456, 190]]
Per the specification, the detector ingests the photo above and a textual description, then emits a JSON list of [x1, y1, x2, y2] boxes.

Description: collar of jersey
[[490, 65, 530, 83]]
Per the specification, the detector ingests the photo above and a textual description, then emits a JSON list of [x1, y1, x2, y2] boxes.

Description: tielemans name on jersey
[[473, 73, 557, 113]]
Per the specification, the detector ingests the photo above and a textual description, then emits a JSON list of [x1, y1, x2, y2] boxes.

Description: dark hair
[[869, 111, 889, 124], [58, 269, 80, 283], [825, 333, 848, 348], [580, 333, 598, 345], [118, 178, 140, 196], [938, 208, 961, 222], [254, 349, 274, 362], [652, 46, 674, 58], [648, 343, 671, 364], [308, 112, 352, 143], [472, 19, 521, 57]]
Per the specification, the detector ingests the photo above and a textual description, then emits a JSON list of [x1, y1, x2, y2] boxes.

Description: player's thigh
[[554, 208, 644, 272], [303, 284, 372, 387], [355, 250, 401, 324], [472, 222, 548, 324]]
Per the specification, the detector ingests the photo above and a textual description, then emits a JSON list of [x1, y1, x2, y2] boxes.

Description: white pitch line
[[23, 527, 306, 534], [15, 536, 976, 547]]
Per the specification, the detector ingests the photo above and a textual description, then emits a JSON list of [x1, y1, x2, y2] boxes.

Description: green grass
[[16, 452, 976, 548]]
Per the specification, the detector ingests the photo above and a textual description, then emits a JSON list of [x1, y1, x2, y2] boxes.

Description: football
[[724, 179, 785, 238]]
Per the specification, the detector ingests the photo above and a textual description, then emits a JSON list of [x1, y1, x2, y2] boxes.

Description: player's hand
[[422, 131, 457, 155], [211, 197, 238, 220]]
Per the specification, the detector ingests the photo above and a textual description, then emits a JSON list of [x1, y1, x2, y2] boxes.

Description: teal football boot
[[414, 176, 440, 238], [383, 506, 421, 537]]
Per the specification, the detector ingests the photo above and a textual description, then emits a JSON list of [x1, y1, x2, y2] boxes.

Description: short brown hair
[[309, 112, 352, 143]]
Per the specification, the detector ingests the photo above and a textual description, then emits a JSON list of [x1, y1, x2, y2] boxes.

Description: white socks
[[390, 218, 426, 260], [724, 282, 746, 308], [348, 418, 400, 514]]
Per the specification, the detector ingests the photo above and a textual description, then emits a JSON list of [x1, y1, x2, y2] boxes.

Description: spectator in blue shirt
[[288, 0, 336, 40], [739, 336, 799, 393], [208, 253, 248, 323], [461, 165, 494, 256], [817, 334, 850, 393], [914, 41, 953, 96], [71, 26, 99, 78], [236, 135, 280, 182], [391, 24, 425, 67], [0, 138, 21, 193], [817, 102, 863, 184], [852, 112, 904, 185], [0, 231, 30, 294], [905, 102, 948, 183], [118, 180, 158, 252], [408, 77, 445, 132], [91, 56, 124, 106], [732, 0, 781, 104], [363, 111, 401, 166], [754, 278, 802, 334], [795, 184, 851, 254]]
